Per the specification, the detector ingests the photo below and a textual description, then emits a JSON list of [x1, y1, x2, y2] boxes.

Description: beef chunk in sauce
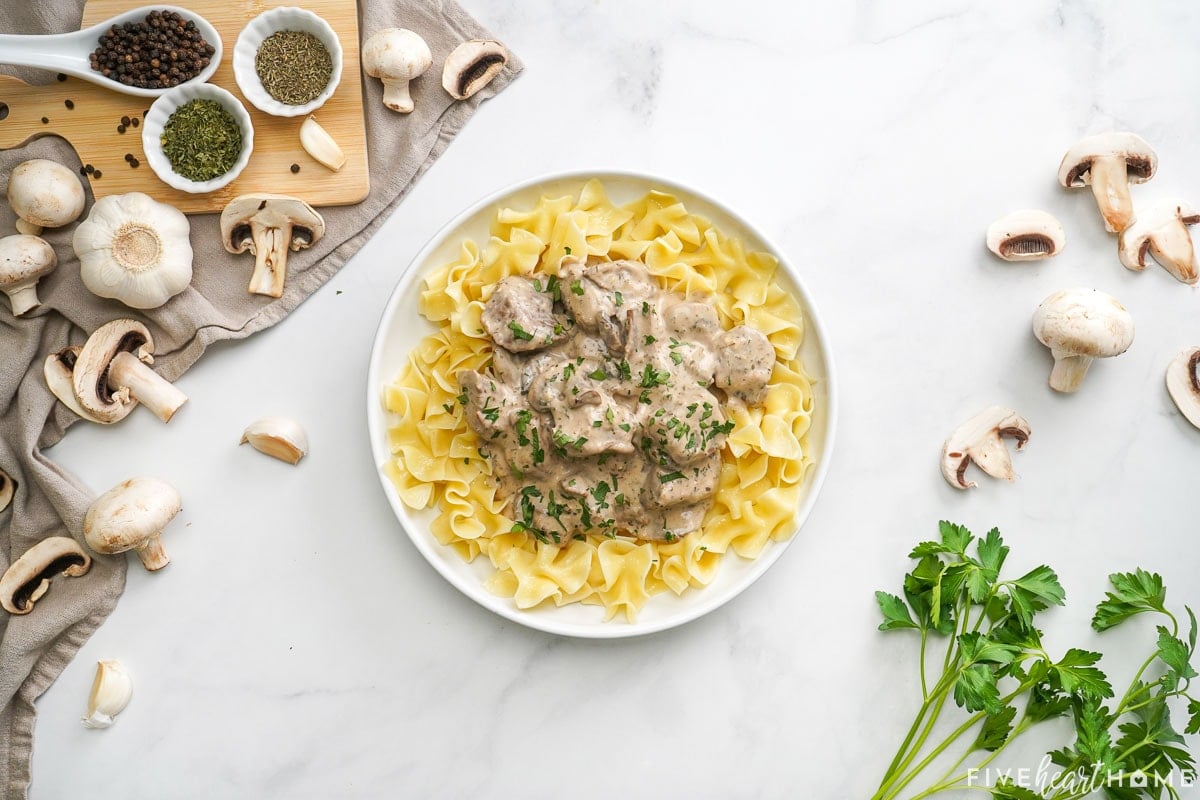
[[714, 326, 775, 406], [481, 276, 569, 353]]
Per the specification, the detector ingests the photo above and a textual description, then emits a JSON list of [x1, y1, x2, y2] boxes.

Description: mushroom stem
[[1089, 155, 1134, 233], [381, 81, 414, 114], [248, 228, 289, 298], [133, 533, 169, 571], [1048, 353, 1094, 393], [108, 352, 187, 422], [5, 283, 42, 316], [14, 219, 44, 237]]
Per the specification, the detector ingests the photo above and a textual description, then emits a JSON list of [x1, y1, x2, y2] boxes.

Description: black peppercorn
[[88, 10, 216, 90], [290, 164, 300, 174], [41, 117, 49, 124], [64, 99, 74, 110], [117, 125, 126, 133], [92, 170, 102, 179], [84, 164, 94, 174]]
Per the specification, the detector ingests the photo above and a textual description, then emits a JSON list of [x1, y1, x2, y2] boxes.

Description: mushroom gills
[[986, 210, 1066, 262], [1166, 348, 1200, 430], [443, 40, 509, 100]]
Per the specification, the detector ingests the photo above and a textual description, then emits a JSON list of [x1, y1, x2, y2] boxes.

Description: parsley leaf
[[507, 321, 533, 341]]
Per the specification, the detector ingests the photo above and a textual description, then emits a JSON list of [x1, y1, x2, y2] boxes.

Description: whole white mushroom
[[1032, 288, 1134, 393], [7, 159, 86, 236], [361, 28, 431, 113]]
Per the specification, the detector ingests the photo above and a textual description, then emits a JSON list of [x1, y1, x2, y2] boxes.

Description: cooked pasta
[[383, 180, 816, 622]]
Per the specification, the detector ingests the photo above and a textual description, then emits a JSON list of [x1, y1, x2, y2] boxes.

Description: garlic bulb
[[73, 193, 193, 309], [82, 659, 133, 729]]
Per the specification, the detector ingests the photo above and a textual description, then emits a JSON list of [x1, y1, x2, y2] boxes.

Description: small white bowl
[[142, 83, 255, 194], [232, 7, 343, 117]]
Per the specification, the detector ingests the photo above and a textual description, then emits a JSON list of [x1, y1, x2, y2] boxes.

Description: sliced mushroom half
[[1058, 132, 1157, 233], [0, 468, 14, 514], [1117, 199, 1200, 284], [941, 407, 1031, 490], [44, 346, 108, 423], [442, 40, 509, 100], [72, 320, 187, 423], [986, 210, 1065, 261], [220, 194, 325, 298], [0, 537, 92, 615], [1166, 347, 1200, 430]]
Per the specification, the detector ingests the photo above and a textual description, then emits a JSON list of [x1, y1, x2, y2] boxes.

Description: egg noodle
[[383, 180, 816, 621]]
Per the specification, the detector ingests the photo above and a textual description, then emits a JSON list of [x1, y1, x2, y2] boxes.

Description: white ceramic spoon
[[0, 5, 222, 98]]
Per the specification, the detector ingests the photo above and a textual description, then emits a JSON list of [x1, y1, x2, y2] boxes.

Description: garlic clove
[[241, 417, 308, 464], [299, 117, 346, 172], [83, 659, 133, 729]]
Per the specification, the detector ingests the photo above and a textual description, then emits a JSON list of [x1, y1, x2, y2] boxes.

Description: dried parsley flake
[[160, 99, 242, 182]]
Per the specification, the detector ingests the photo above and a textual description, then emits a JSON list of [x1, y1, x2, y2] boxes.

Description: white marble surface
[[27, 2, 1200, 797]]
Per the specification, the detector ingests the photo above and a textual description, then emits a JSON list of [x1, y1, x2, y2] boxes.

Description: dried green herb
[[160, 99, 242, 182], [255, 30, 332, 105]]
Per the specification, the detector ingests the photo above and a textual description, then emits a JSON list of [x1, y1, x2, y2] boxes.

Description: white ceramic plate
[[366, 170, 838, 639]]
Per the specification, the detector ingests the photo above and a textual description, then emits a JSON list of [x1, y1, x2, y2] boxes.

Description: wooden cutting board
[[0, 0, 369, 213]]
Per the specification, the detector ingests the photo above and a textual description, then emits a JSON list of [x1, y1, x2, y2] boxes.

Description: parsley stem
[[879, 681, 1036, 800], [1113, 650, 1161, 715], [919, 628, 930, 700]]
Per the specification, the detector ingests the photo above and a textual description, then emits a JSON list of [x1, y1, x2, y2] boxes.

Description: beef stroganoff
[[382, 181, 816, 621]]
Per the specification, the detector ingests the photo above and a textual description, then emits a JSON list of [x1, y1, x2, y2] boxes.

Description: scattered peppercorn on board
[[0, 0, 369, 213]]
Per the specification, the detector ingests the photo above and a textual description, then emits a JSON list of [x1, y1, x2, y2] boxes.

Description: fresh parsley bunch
[[872, 522, 1198, 800]]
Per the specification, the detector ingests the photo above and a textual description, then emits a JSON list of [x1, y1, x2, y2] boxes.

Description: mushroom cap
[[442, 39, 509, 100], [83, 477, 182, 555], [1057, 132, 1157, 188], [72, 319, 155, 423], [6, 159, 86, 229], [1033, 288, 1134, 358], [0, 536, 92, 615], [985, 210, 1065, 261], [362, 28, 432, 81], [0, 234, 57, 288], [219, 193, 326, 255], [0, 467, 13, 514]]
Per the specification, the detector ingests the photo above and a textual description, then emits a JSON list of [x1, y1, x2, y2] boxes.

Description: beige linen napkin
[[0, 3, 522, 796]]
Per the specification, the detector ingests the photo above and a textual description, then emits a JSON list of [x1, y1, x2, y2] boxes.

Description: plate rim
[[365, 168, 840, 639]]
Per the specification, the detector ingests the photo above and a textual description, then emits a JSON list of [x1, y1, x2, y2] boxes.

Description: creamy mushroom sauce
[[458, 257, 775, 544]]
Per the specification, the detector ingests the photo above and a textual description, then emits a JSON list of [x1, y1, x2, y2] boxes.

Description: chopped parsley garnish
[[592, 420, 602, 427], [617, 360, 632, 380], [442, 402, 454, 414], [641, 301, 650, 316], [457, 391, 468, 406], [619, 422, 631, 432], [659, 471, 684, 483], [588, 368, 608, 381], [564, 246, 572, 255], [614, 291, 624, 306], [670, 352, 683, 365], [570, 280, 585, 296], [481, 404, 501, 423], [639, 364, 670, 388], [507, 321, 533, 341], [644, 335, 657, 345]]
